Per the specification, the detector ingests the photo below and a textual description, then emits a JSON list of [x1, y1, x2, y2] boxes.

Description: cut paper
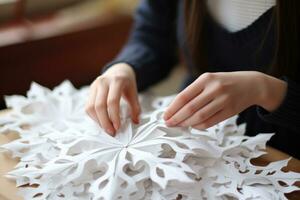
[[0, 80, 299, 200]]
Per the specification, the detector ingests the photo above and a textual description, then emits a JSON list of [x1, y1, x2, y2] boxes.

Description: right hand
[[85, 63, 141, 136]]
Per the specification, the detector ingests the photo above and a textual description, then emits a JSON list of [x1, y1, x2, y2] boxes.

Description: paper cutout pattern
[[0, 81, 299, 200]]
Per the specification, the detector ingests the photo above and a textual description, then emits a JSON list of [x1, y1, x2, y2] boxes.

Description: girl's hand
[[163, 71, 287, 130], [85, 63, 141, 136]]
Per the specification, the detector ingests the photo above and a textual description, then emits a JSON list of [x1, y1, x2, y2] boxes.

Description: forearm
[[256, 73, 287, 112], [256, 73, 300, 130]]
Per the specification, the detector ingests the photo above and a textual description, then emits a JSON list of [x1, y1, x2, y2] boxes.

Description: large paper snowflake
[[0, 81, 299, 200]]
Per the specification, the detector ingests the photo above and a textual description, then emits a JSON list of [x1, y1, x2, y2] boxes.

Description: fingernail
[[113, 123, 119, 131], [166, 120, 175, 127], [163, 113, 170, 120], [106, 128, 115, 135], [133, 116, 140, 124]]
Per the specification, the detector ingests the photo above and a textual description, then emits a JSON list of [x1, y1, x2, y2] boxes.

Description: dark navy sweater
[[105, 0, 300, 158]]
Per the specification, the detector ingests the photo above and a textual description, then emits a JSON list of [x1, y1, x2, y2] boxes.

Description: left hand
[[163, 71, 287, 130]]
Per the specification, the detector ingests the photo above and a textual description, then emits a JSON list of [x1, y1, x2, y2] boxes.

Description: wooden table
[[0, 110, 299, 200]]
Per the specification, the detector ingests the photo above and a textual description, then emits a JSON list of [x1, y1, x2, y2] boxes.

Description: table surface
[[0, 110, 299, 200]]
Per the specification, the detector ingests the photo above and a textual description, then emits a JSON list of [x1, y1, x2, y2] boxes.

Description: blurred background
[[0, 0, 184, 109], [0, 0, 137, 109]]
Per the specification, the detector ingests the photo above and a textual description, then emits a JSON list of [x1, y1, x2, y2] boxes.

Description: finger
[[94, 84, 115, 135], [123, 85, 141, 123], [179, 96, 226, 127], [163, 73, 209, 120], [85, 85, 99, 123], [165, 88, 213, 126], [192, 109, 233, 130], [107, 81, 124, 131]]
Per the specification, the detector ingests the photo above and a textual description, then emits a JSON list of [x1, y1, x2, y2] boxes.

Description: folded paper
[[0, 80, 299, 200]]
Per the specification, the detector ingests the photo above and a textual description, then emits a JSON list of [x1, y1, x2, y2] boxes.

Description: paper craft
[[0, 80, 299, 200]]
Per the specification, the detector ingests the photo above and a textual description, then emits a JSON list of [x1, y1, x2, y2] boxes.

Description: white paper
[[0, 80, 299, 200]]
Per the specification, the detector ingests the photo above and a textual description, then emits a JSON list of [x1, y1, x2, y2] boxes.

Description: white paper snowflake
[[0, 81, 299, 200]]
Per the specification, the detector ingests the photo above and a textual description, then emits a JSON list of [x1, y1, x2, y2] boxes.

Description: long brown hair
[[184, 0, 300, 80]]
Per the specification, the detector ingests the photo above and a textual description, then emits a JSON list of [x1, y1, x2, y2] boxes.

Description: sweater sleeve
[[102, 0, 179, 91], [257, 77, 300, 131]]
